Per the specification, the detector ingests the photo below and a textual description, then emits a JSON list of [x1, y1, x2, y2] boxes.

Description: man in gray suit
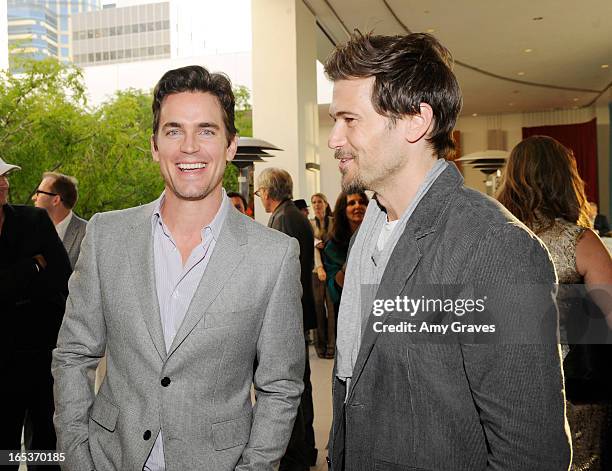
[[52, 65, 305, 470], [33, 172, 87, 268], [324, 32, 571, 470]]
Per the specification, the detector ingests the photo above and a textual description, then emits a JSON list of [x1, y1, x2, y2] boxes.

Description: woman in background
[[323, 191, 369, 349], [310, 193, 334, 358], [497, 135, 612, 470]]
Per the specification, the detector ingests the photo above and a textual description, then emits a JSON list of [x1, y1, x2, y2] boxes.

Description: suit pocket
[[374, 460, 431, 471], [89, 393, 119, 432], [204, 309, 253, 329], [211, 413, 251, 451]]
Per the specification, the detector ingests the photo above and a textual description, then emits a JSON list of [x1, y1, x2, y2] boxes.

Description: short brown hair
[[44, 172, 78, 209], [496, 136, 591, 230], [152, 65, 237, 146], [324, 31, 462, 160]]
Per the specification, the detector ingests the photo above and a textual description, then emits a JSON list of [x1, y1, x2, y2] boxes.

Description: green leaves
[[0, 57, 252, 219]]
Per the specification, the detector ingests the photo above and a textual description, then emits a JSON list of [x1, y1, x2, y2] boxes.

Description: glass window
[[110, 50, 116, 60], [103, 51, 109, 60], [117, 50, 124, 59], [87, 29, 93, 39], [139, 23, 146, 33], [155, 45, 163, 55], [61, 47, 68, 57], [95, 52, 101, 61], [94, 29, 101, 38], [60, 17, 68, 30], [116, 25, 122, 35], [163, 44, 170, 54], [109, 27, 116, 36], [88, 53, 94, 62], [147, 22, 154, 32], [139, 47, 147, 56], [79, 31, 86, 40], [61, 35, 69, 45], [71, 3, 79, 13], [124, 49, 131, 58], [101, 28, 109, 37], [131, 24, 138, 34], [147, 46, 154, 55], [155, 21, 162, 30], [73, 31, 78, 40], [163, 20, 170, 30]]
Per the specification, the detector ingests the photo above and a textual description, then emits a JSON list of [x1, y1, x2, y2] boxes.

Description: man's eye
[[200, 129, 215, 136], [166, 129, 180, 136]]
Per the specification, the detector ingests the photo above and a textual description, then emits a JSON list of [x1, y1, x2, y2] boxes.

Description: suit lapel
[[126, 202, 167, 361], [347, 229, 422, 401], [63, 216, 78, 256], [166, 208, 247, 359], [346, 163, 464, 400]]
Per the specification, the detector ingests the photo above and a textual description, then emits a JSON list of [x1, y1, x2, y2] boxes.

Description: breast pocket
[[203, 309, 257, 329]]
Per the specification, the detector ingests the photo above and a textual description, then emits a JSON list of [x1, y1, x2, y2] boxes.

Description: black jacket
[[0, 204, 72, 350], [268, 199, 316, 331]]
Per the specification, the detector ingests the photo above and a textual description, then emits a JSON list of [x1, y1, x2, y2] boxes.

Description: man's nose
[[328, 123, 347, 150]]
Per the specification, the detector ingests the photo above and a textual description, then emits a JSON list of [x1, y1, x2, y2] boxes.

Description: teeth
[[178, 162, 207, 170]]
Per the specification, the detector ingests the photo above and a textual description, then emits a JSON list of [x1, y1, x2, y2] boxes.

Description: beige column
[[251, 0, 319, 224]]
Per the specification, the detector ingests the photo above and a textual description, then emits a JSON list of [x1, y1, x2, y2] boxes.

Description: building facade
[[72, 1, 169, 66]]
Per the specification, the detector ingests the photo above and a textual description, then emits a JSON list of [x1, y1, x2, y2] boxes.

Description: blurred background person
[[0, 158, 71, 470], [497, 135, 612, 471], [590, 201, 611, 237], [32, 172, 87, 269], [227, 191, 248, 214], [293, 198, 310, 219], [310, 192, 334, 359], [323, 192, 368, 330], [256, 167, 317, 469]]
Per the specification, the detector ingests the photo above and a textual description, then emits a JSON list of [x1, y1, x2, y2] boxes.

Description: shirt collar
[[55, 210, 73, 240], [151, 188, 229, 244]]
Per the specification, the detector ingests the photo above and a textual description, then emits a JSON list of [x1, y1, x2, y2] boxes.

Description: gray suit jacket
[[52, 201, 305, 471], [63, 213, 87, 269], [329, 164, 571, 471]]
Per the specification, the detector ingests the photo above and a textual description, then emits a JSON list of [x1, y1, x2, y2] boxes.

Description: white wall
[[81, 51, 252, 106]]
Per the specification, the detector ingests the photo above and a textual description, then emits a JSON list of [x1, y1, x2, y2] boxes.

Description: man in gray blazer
[[52, 65, 305, 471], [324, 32, 571, 470], [33, 172, 87, 268]]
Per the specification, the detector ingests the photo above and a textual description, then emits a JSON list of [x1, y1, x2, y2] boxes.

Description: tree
[[0, 56, 253, 217]]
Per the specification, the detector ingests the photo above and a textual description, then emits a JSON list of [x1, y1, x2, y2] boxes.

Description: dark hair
[[329, 191, 369, 248], [152, 65, 237, 146], [324, 31, 462, 160], [227, 191, 247, 209], [44, 172, 78, 209], [496, 135, 591, 230]]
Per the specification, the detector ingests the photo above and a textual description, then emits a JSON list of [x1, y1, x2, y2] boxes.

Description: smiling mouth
[[177, 162, 207, 171]]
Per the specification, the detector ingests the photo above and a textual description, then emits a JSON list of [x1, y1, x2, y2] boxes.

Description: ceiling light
[[524, 48, 533, 53], [472, 113, 478, 117], [517, 72, 525, 76], [573, 98, 579, 102], [532, 16, 543, 21], [512, 90, 520, 94], [602, 64, 609, 69], [426, 28, 435, 33], [508, 102, 515, 106]]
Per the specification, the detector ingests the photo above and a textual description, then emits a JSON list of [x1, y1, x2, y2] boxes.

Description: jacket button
[[161, 377, 171, 387], [143, 430, 151, 440]]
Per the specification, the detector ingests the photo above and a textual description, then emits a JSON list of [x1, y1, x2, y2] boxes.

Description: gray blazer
[[63, 213, 87, 269], [52, 201, 305, 471], [329, 164, 571, 470]]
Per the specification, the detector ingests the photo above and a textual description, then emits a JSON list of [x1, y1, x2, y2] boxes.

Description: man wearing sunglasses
[[33, 172, 87, 269]]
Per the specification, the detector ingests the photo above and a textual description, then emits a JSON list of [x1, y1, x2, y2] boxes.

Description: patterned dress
[[535, 218, 612, 471]]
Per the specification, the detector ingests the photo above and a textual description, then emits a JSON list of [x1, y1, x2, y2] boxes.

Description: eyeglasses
[[35, 189, 58, 197], [254, 188, 266, 198]]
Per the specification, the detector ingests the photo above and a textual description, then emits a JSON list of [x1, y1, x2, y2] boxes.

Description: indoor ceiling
[[306, 0, 612, 116]]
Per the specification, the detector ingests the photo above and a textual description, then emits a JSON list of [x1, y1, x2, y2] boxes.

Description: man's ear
[[150, 134, 159, 162], [404, 103, 434, 144], [226, 135, 238, 162]]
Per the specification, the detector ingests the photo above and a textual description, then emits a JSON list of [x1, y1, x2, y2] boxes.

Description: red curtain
[[522, 118, 598, 204]]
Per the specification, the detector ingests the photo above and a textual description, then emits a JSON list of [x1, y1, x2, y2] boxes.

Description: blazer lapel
[[126, 202, 167, 361], [346, 163, 464, 400], [166, 208, 248, 359], [347, 229, 422, 401], [63, 217, 78, 257]]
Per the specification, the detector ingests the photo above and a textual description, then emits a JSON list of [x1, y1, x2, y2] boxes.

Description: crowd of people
[[1, 29, 611, 471]]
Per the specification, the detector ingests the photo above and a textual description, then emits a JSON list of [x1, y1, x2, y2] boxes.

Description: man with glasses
[[256, 168, 317, 471], [0, 158, 71, 470], [33, 172, 87, 269]]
